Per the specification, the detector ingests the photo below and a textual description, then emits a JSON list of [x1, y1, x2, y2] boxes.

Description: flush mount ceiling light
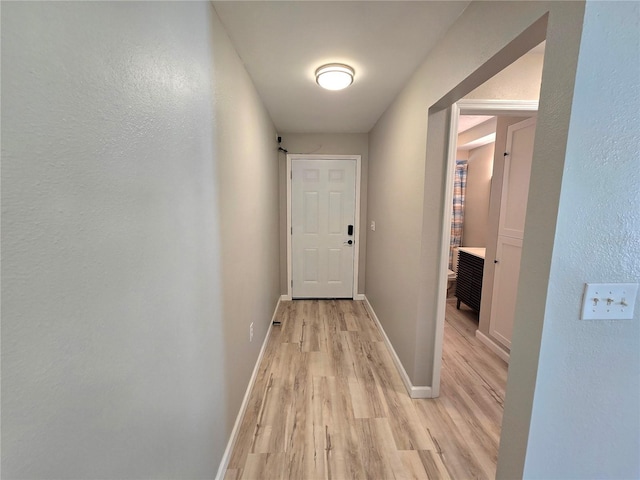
[[315, 63, 354, 91]]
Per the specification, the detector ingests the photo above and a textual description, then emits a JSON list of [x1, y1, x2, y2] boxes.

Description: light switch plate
[[581, 283, 638, 320]]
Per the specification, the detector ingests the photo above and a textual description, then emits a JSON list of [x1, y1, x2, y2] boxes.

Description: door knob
[[344, 240, 353, 245]]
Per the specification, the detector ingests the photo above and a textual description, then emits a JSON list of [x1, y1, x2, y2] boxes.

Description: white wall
[[462, 142, 494, 247], [455, 149, 469, 160], [456, 118, 498, 248], [519, 2, 640, 477], [1, 3, 279, 478], [278, 133, 369, 295], [466, 49, 544, 100]]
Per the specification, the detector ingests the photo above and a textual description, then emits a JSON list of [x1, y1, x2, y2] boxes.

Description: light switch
[[581, 283, 638, 320], [370, 220, 376, 231]]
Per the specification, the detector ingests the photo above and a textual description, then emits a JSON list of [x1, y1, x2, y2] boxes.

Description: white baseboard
[[282, 294, 362, 301], [215, 296, 282, 480], [409, 385, 433, 398], [362, 296, 433, 399], [476, 329, 510, 363]]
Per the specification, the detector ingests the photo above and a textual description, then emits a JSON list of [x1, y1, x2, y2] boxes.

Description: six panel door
[[291, 159, 356, 298]]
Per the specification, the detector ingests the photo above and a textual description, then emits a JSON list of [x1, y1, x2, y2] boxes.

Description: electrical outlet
[[581, 283, 638, 320], [249, 322, 254, 342]]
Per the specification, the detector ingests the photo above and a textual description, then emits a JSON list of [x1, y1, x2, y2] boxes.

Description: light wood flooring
[[225, 299, 508, 479]]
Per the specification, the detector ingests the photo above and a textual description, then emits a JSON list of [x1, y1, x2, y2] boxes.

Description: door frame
[[431, 99, 538, 397], [286, 154, 362, 300]]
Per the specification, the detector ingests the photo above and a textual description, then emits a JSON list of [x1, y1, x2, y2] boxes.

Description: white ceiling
[[457, 115, 494, 134], [457, 116, 496, 150], [213, 1, 471, 134]]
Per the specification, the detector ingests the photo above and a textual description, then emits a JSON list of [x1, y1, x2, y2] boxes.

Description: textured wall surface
[[466, 50, 544, 100], [522, 2, 640, 477], [1, 2, 279, 478]]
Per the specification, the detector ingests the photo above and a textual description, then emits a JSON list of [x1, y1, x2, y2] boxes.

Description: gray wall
[[367, 0, 638, 477], [1, 2, 280, 478], [517, 2, 640, 477], [366, 0, 597, 476], [278, 133, 369, 295], [366, 1, 583, 386]]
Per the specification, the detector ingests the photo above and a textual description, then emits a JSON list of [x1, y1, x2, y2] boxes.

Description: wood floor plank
[[226, 299, 507, 480], [240, 453, 285, 479], [415, 399, 488, 479], [348, 377, 387, 419], [416, 449, 452, 480], [382, 387, 438, 451], [322, 375, 367, 480], [223, 468, 241, 480], [397, 450, 430, 479], [308, 350, 331, 378], [305, 375, 328, 480], [355, 418, 397, 480]]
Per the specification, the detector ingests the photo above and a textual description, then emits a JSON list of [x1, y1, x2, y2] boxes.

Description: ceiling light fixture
[[315, 63, 354, 91]]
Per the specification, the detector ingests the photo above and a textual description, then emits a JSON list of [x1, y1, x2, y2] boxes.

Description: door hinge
[[290, 171, 292, 179], [291, 227, 293, 235], [291, 279, 293, 287]]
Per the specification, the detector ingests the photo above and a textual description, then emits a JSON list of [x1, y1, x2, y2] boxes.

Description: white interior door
[[291, 159, 356, 298], [489, 117, 536, 349], [490, 236, 523, 348], [498, 117, 536, 239]]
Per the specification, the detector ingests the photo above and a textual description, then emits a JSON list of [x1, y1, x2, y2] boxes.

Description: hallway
[[225, 300, 507, 479]]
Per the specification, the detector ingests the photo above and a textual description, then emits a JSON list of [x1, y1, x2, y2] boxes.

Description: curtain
[[450, 160, 468, 269]]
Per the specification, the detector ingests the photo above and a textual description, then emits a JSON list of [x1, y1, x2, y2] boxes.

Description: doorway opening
[[442, 101, 538, 366], [286, 154, 362, 300], [430, 37, 545, 398], [432, 94, 538, 396]]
